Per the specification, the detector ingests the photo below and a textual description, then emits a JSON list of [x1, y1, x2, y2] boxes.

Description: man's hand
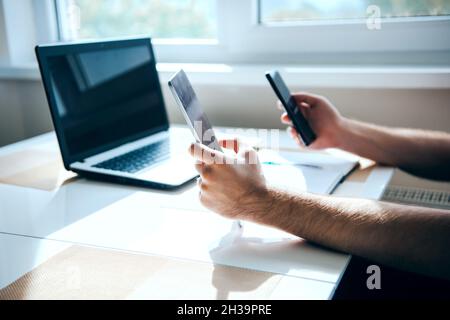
[[279, 92, 346, 150], [188, 139, 268, 220]]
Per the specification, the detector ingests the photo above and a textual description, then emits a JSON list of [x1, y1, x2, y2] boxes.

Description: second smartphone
[[266, 71, 316, 146]]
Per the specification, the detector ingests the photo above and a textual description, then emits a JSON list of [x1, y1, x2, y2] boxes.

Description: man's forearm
[[337, 119, 450, 180], [250, 187, 450, 280]]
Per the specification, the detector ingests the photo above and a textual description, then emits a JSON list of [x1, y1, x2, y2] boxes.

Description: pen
[[262, 161, 322, 170]]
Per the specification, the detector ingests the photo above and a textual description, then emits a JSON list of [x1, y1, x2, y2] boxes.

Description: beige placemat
[[0, 246, 283, 300], [0, 150, 77, 191]]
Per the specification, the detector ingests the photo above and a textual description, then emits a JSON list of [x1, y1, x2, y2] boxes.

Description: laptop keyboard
[[93, 140, 170, 173], [382, 186, 450, 210]]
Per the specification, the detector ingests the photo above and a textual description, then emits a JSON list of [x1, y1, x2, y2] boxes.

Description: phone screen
[[168, 70, 222, 151], [266, 71, 316, 146]]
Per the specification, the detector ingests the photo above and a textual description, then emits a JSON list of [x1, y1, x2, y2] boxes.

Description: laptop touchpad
[[137, 156, 197, 185]]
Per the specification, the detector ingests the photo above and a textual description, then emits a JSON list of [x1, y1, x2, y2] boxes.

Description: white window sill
[[1, 63, 450, 89]]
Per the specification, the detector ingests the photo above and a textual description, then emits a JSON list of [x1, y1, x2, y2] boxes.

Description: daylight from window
[[260, 0, 450, 24], [60, 0, 217, 40]]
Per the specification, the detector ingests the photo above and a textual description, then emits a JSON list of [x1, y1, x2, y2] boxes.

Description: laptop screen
[[37, 39, 168, 165]]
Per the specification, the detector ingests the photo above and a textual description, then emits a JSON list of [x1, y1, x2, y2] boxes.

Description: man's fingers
[[300, 102, 311, 109], [194, 162, 204, 174], [308, 139, 329, 150], [195, 162, 215, 181], [236, 147, 259, 165], [219, 138, 240, 153], [298, 102, 312, 118], [197, 176, 208, 190], [280, 113, 292, 125], [188, 143, 196, 157], [281, 102, 310, 125], [288, 127, 306, 148], [288, 127, 298, 141], [189, 143, 225, 165], [198, 190, 211, 207], [292, 92, 321, 107]]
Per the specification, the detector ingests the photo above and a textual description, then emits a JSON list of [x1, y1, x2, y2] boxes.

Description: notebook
[[258, 149, 359, 195]]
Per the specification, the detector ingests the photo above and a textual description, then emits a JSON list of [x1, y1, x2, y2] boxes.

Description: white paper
[[258, 149, 357, 194]]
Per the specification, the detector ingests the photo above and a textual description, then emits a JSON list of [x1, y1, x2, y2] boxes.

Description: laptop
[[35, 38, 198, 190]]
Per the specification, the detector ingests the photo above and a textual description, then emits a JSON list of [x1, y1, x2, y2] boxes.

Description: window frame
[[0, 0, 58, 66], [225, 0, 450, 59], [1, 0, 449, 68], [54, 0, 228, 64], [52, 0, 450, 65]]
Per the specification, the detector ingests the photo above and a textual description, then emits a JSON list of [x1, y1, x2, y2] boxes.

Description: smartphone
[[168, 69, 222, 151], [266, 71, 316, 146]]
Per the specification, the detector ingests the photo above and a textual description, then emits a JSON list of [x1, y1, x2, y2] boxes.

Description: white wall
[[0, 80, 52, 146], [1, 79, 450, 146], [162, 85, 450, 132]]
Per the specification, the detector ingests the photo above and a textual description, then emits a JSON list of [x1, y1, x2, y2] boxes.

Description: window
[[259, 0, 450, 24], [220, 0, 450, 65], [1, 0, 449, 68], [57, 0, 217, 41]]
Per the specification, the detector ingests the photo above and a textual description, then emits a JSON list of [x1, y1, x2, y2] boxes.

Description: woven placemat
[[0, 149, 76, 191], [0, 245, 282, 300]]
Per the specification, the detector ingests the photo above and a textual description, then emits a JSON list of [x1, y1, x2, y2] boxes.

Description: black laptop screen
[[42, 40, 168, 162]]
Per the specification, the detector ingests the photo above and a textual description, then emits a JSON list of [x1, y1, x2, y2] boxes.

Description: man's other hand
[[279, 92, 346, 150]]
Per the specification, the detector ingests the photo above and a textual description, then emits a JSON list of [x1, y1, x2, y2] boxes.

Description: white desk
[[0, 128, 393, 299]]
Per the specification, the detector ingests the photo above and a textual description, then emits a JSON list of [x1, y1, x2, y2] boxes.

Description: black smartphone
[[266, 71, 316, 146]]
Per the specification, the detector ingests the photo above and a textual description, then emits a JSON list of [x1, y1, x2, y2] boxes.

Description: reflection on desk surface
[[0, 181, 349, 285], [0, 243, 333, 300]]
